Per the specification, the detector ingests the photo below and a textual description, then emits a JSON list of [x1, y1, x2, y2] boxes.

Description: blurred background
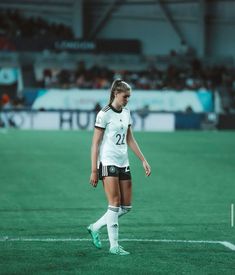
[[0, 0, 235, 131]]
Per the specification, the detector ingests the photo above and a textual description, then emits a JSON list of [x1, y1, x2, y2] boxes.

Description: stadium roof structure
[[1, 0, 235, 58], [0, 0, 234, 38]]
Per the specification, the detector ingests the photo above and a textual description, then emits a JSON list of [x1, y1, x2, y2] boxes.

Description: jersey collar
[[109, 104, 122, 113]]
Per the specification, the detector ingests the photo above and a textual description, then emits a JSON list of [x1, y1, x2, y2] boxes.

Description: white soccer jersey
[[95, 104, 132, 167]]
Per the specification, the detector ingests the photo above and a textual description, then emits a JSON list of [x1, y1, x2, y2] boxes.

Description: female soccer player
[[88, 79, 151, 256]]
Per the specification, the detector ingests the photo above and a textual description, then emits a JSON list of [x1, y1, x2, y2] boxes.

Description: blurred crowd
[[40, 59, 235, 93], [0, 10, 73, 39], [36, 59, 235, 112], [1, 60, 235, 112]]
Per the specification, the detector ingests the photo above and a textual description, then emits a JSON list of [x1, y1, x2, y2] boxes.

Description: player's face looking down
[[114, 91, 131, 108]]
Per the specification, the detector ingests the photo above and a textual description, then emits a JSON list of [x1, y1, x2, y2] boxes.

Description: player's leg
[[108, 170, 132, 255], [88, 163, 119, 249], [103, 176, 130, 255], [91, 178, 132, 230], [91, 173, 120, 231], [88, 165, 130, 255], [119, 166, 132, 217], [103, 177, 132, 255], [102, 177, 121, 250], [119, 179, 132, 217], [106, 179, 132, 255], [90, 184, 132, 235], [88, 176, 121, 250]]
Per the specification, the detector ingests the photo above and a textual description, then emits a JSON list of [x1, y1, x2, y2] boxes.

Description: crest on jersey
[[109, 166, 116, 173]]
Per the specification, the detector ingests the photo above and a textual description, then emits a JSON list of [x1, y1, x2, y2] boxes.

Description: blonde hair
[[109, 79, 131, 104]]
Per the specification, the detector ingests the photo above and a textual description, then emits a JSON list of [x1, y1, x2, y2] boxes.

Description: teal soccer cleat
[[87, 225, 102, 249], [109, 245, 130, 256]]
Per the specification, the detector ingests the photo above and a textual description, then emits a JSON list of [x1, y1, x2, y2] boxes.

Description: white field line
[[231, 203, 234, 227], [0, 237, 235, 251], [220, 241, 235, 251]]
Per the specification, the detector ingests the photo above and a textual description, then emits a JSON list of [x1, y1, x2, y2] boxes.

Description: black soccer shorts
[[98, 162, 132, 180]]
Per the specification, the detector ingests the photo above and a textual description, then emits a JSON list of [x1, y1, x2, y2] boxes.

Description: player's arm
[[90, 127, 104, 187], [126, 126, 151, 177]]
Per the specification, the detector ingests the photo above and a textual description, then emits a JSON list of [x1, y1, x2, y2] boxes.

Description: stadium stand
[[0, 9, 74, 39]]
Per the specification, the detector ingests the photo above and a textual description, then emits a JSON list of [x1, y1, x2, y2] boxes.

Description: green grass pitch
[[0, 130, 235, 274]]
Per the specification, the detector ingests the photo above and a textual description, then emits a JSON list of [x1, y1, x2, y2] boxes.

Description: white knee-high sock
[[92, 212, 107, 231], [92, 205, 132, 231], [106, 205, 119, 248]]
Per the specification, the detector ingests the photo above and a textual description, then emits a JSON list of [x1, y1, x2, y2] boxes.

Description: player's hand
[[142, 160, 151, 177], [90, 171, 99, 187]]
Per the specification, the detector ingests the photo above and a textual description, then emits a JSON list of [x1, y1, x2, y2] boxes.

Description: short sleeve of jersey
[[95, 110, 107, 129]]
